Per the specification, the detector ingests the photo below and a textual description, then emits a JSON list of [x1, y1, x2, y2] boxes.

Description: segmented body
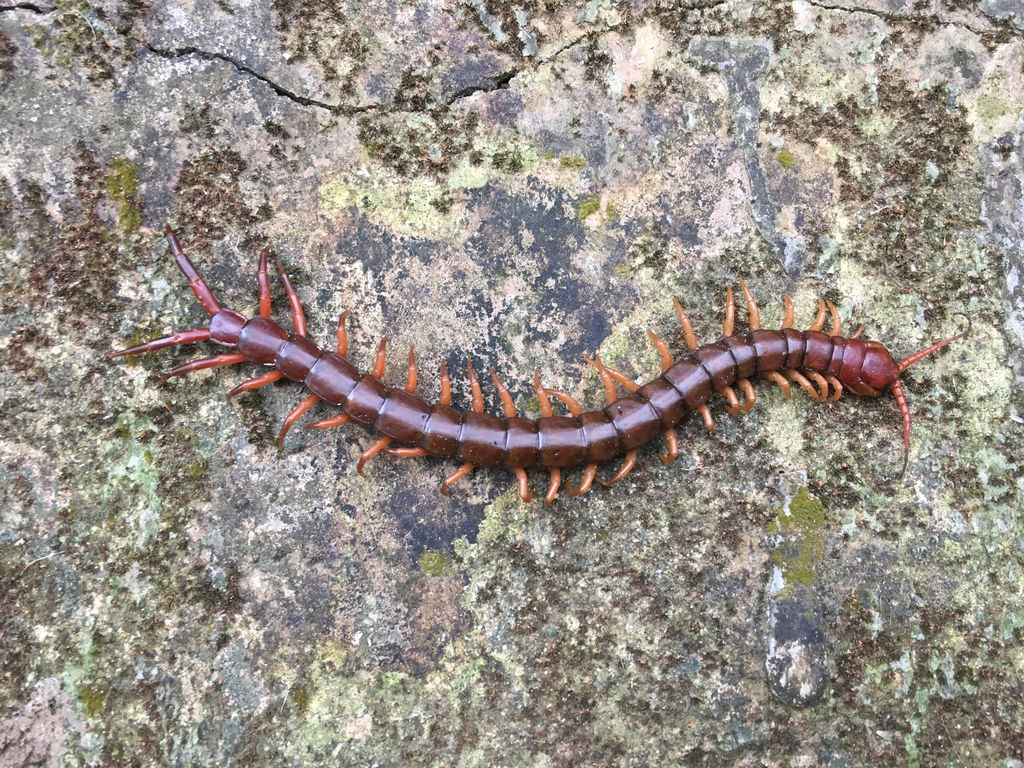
[[111, 227, 967, 505], [245, 322, 862, 468]]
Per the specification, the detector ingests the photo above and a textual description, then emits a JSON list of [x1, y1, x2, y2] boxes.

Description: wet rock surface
[[1, 0, 1023, 765]]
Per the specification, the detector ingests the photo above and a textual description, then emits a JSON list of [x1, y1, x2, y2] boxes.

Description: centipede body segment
[[110, 226, 969, 505]]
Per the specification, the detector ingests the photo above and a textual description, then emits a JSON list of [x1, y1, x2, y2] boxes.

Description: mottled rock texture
[[1, 0, 1022, 765]]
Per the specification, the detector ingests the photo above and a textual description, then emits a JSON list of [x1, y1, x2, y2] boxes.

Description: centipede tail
[[111, 227, 969, 503]]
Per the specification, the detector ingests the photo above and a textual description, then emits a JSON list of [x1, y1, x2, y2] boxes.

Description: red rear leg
[[159, 353, 247, 385], [110, 328, 211, 359], [165, 225, 222, 316]]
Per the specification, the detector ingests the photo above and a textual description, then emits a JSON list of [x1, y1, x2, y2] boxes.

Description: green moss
[[577, 195, 601, 220], [418, 550, 447, 576], [185, 460, 208, 480], [105, 158, 137, 199], [104, 158, 142, 233], [559, 155, 586, 169], [776, 150, 795, 169], [289, 685, 310, 714], [774, 486, 826, 531], [78, 684, 104, 716], [770, 487, 826, 586]]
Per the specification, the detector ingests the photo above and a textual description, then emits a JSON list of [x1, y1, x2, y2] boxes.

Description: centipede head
[[889, 314, 971, 480]]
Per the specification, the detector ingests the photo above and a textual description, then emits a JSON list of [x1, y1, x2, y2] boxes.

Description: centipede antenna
[[897, 314, 971, 373], [890, 378, 911, 480], [890, 314, 970, 480]]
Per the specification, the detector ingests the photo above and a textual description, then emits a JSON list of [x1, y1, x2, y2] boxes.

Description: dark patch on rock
[[387, 485, 487, 553], [463, 177, 629, 358]]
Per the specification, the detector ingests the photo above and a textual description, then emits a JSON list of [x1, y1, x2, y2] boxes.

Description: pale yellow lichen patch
[[857, 112, 898, 138], [928, 320, 1011, 439], [968, 45, 1024, 142], [318, 179, 352, 211], [447, 161, 492, 190], [762, 396, 807, 469], [835, 260, 880, 312]]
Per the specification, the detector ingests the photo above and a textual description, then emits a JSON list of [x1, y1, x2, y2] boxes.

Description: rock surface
[[1, 0, 1023, 765]]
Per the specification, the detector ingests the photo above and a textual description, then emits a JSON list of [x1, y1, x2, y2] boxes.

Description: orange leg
[[697, 404, 714, 433], [358, 347, 416, 474], [850, 325, 864, 339], [723, 286, 736, 336], [736, 378, 756, 411], [388, 446, 430, 457], [439, 361, 452, 407], [440, 462, 475, 495], [336, 310, 351, 357], [764, 371, 792, 399], [659, 428, 678, 465], [491, 368, 517, 418], [227, 370, 284, 400], [808, 299, 827, 332], [738, 280, 760, 330], [493, 369, 530, 501], [824, 375, 843, 401], [674, 299, 699, 351], [108, 328, 211, 359], [545, 469, 561, 506], [545, 387, 583, 415], [597, 450, 637, 487], [584, 355, 618, 404], [826, 300, 842, 337], [467, 358, 484, 412], [357, 436, 394, 476], [306, 413, 352, 430], [781, 296, 794, 329], [278, 393, 320, 448], [807, 371, 831, 399], [159, 353, 247, 385], [533, 369, 554, 416], [721, 386, 741, 416], [784, 369, 824, 401], [257, 246, 272, 318], [646, 328, 683, 469], [371, 339, 387, 379], [513, 467, 532, 502], [647, 328, 673, 372], [404, 346, 417, 393], [600, 362, 639, 394], [437, 359, 483, 496], [568, 464, 598, 496]]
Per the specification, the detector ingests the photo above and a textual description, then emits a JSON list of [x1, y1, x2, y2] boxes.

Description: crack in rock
[[446, 69, 517, 104], [143, 31, 588, 117], [141, 42, 376, 115], [0, 2, 55, 12], [804, 0, 1013, 37]]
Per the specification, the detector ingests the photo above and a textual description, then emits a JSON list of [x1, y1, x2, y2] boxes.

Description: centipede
[[110, 226, 969, 505]]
